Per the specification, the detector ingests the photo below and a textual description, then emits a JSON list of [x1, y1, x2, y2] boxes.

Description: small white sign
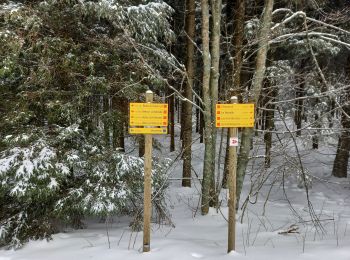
[[229, 137, 239, 147]]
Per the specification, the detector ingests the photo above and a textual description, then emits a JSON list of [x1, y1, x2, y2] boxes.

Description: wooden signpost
[[216, 97, 255, 253], [129, 90, 168, 252]]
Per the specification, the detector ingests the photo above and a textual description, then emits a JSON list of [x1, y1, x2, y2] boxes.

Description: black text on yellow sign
[[129, 103, 168, 127], [129, 102, 168, 134], [216, 104, 255, 128], [129, 127, 168, 134]]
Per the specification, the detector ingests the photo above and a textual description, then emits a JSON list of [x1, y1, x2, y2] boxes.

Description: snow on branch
[[270, 9, 350, 50]]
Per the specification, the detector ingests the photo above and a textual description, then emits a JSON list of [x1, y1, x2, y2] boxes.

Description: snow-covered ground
[[1, 127, 350, 260]]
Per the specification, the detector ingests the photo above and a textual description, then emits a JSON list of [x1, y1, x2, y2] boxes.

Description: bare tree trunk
[[199, 106, 204, 143], [180, 101, 184, 142], [208, 0, 222, 208], [177, 97, 181, 124], [112, 97, 125, 151], [232, 0, 245, 101], [182, 0, 196, 187], [222, 130, 230, 188], [196, 96, 200, 133], [264, 82, 277, 168], [332, 103, 350, 178], [200, 0, 213, 215], [294, 77, 305, 136], [332, 56, 350, 178], [169, 92, 175, 152], [236, 0, 274, 207], [103, 95, 110, 147], [223, 0, 245, 189], [139, 136, 145, 157], [119, 123, 125, 152]]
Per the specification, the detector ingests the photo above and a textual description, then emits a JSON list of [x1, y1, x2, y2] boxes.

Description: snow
[[0, 2, 22, 14], [1, 125, 350, 259], [48, 177, 58, 189], [0, 149, 19, 175]]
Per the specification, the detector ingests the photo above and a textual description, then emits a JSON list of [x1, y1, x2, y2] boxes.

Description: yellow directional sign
[[129, 102, 168, 127], [129, 127, 167, 134], [216, 104, 255, 127], [130, 103, 167, 109]]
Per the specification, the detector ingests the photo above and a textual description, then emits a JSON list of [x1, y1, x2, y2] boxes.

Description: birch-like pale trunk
[[182, 0, 196, 187], [236, 0, 274, 207]]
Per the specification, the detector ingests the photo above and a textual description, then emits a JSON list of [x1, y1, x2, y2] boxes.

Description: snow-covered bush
[[0, 0, 175, 249], [0, 126, 170, 248]]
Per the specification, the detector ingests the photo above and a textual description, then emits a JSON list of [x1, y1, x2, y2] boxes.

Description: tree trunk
[[169, 92, 175, 152], [119, 122, 125, 152], [182, 0, 196, 187], [332, 105, 350, 178], [196, 96, 200, 133], [222, 130, 230, 188], [112, 97, 125, 151], [223, 0, 245, 188], [103, 95, 110, 147], [264, 82, 277, 168], [200, 0, 213, 215], [208, 0, 222, 208], [294, 77, 304, 136], [177, 97, 181, 124], [232, 0, 245, 102], [199, 106, 204, 143], [332, 55, 350, 178], [236, 0, 274, 207], [139, 136, 145, 157]]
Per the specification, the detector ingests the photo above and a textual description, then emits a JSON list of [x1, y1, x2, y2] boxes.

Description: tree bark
[[169, 92, 175, 152], [222, 130, 230, 188], [208, 0, 222, 207], [294, 74, 305, 136], [139, 136, 145, 157], [236, 0, 274, 207], [182, 0, 196, 187], [264, 81, 277, 168], [200, 0, 213, 215], [232, 0, 245, 102], [332, 55, 350, 178], [196, 96, 200, 133], [223, 0, 245, 189], [199, 106, 204, 143], [103, 95, 110, 147], [332, 103, 350, 178], [119, 121, 125, 152]]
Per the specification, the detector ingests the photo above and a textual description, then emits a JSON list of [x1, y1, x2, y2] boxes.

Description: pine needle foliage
[[0, 0, 174, 248]]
